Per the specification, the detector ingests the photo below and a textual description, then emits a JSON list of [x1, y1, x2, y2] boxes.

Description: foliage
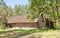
[[14, 5, 29, 16], [0, 0, 13, 29], [28, 0, 60, 28], [14, 5, 21, 16], [0, 24, 5, 29], [0, 0, 29, 29]]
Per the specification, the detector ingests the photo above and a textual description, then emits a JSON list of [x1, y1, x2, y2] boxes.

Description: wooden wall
[[9, 22, 38, 28]]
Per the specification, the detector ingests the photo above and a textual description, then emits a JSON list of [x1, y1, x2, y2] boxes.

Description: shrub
[[0, 24, 5, 29]]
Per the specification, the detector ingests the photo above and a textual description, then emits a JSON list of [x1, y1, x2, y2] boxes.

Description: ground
[[0, 29, 60, 38]]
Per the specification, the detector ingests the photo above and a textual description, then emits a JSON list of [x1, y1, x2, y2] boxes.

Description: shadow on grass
[[0, 28, 59, 38], [9, 29, 51, 38]]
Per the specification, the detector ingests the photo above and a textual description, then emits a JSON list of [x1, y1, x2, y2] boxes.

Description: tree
[[27, 0, 46, 20], [28, 0, 60, 28], [14, 5, 21, 16], [0, 0, 13, 29]]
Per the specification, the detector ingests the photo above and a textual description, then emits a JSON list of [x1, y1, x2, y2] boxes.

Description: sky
[[4, 0, 29, 8]]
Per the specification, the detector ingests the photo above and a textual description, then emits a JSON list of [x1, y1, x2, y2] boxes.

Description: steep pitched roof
[[7, 15, 38, 23]]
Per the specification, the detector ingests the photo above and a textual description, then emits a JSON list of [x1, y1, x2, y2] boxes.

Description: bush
[[0, 24, 5, 29]]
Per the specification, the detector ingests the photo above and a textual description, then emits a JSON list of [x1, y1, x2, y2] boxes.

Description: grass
[[21, 29, 60, 38], [0, 28, 56, 34], [0, 28, 60, 38]]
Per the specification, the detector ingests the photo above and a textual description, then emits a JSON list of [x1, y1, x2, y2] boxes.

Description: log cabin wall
[[9, 22, 38, 28]]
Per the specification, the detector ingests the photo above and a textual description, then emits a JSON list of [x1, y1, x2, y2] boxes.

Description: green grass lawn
[[0, 28, 50, 34], [0, 28, 60, 38]]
